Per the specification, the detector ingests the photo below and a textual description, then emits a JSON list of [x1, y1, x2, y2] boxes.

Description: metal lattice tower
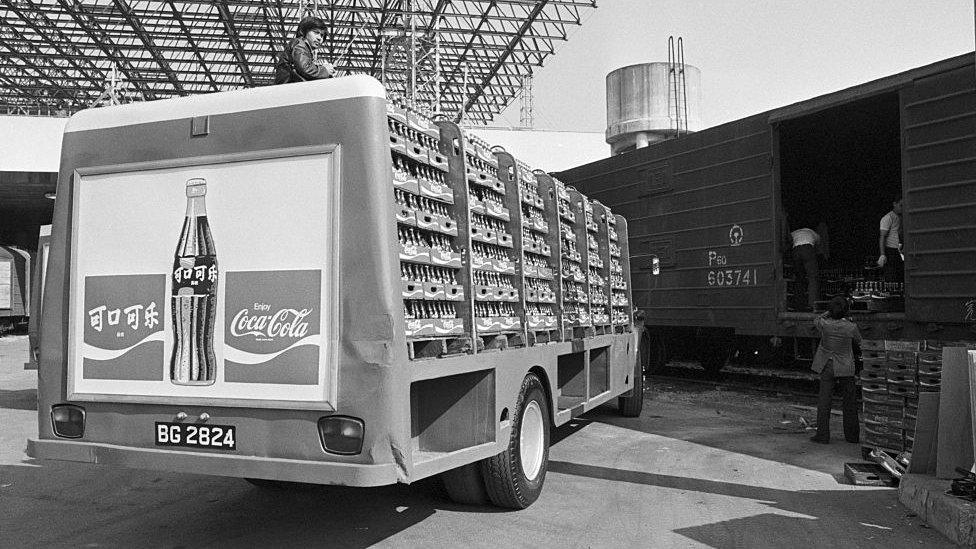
[[0, 0, 598, 124], [519, 73, 534, 128]]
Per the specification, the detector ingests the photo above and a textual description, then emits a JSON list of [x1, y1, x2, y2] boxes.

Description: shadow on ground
[[546, 459, 942, 548], [581, 389, 866, 478], [0, 458, 507, 549]]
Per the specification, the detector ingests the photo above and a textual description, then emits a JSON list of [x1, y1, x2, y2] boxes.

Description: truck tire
[[618, 332, 647, 417], [480, 373, 550, 509], [440, 462, 488, 505]]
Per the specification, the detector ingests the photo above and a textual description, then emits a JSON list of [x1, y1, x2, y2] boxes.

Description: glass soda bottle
[[170, 178, 218, 385]]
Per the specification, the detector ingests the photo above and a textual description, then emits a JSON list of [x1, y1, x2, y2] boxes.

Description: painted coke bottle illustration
[[171, 178, 218, 385]]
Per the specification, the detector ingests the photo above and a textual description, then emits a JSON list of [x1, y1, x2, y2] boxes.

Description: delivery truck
[[27, 76, 640, 509], [556, 53, 975, 372]]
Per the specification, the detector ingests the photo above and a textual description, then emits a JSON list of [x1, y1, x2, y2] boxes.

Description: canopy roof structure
[[1, 0, 596, 123]]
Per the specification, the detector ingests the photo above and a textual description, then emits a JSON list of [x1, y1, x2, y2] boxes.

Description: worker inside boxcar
[[810, 296, 862, 444], [274, 16, 337, 84], [790, 226, 821, 312], [876, 197, 904, 284]]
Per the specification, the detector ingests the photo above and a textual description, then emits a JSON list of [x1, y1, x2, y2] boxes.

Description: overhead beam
[[166, 0, 221, 91], [462, 0, 549, 116], [113, 0, 186, 94], [56, 0, 157, 100], [215, 0, 256, 87]]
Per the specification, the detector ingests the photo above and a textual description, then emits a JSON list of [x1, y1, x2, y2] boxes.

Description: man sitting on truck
[[274, 16, 337, 84], [810, 296, 862, 444], [876, 197, 904, 283]]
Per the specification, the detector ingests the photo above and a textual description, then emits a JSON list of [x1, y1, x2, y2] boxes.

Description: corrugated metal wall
[[560, 115, 776, 332], [901, 63, 976, 325]]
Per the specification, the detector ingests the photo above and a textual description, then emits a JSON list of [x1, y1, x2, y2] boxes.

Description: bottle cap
[[186, 178, 207, 197]]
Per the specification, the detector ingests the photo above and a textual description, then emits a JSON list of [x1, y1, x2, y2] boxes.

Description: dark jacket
[[274, 37, 334, 84]]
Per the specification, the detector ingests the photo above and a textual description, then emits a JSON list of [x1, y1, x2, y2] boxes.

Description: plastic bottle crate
[[885, 350, 918, 366], [885, 367, 915, 385], [918, 371, 942, 391], [861, 339, 886, 351], [860, 368, 886, 384], [917, 352, 942, 374]]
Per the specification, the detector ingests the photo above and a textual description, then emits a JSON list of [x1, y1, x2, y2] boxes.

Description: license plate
[[155, 422, 236, 450]]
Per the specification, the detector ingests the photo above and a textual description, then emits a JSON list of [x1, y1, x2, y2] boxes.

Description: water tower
[[605, 61, 702, 155]]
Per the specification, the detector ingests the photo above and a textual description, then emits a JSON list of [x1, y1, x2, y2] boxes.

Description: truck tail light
[[317, 416, 364, 455], [51, 404, 86, 438]]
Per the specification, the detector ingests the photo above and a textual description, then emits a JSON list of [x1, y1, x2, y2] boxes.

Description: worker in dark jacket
[[274, 16, 336, 84], [810, 296, 861, 444]]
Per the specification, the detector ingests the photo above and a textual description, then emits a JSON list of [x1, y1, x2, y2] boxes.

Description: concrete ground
[[0, 334, 953, 548]]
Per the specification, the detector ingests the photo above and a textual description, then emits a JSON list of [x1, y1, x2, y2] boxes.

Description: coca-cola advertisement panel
[[66, 148, 340, 409]]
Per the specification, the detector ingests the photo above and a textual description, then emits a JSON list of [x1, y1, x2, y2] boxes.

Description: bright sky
[[496, 0, 975, 132]]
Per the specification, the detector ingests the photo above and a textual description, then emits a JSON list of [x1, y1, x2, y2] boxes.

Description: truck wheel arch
[[527, 365, 554, 425]]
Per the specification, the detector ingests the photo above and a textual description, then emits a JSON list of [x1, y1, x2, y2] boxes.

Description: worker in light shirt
[[790, 227, 820, 311], [877, 197, 903, 283]]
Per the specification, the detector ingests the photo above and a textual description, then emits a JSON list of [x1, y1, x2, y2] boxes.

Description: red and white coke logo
[[231, 307, 312, 339]]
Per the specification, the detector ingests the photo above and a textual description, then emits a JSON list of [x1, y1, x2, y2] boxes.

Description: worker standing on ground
[[274, 16, 336, 84], [790, 226, 820, 311], [810, 296, 861, 444], [876, 197, 904, 283]]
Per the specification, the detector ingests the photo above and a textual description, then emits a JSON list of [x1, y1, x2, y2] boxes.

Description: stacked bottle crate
[[516, 161, 558, 337], [388, 103, 466, 349], [860, 339, 943, 454], [584, 197, 611, 330], [387, 101, 632, 358], [558, 183, 590, 334], [465, 134, 522, 341], [608, 213, 631, 327]]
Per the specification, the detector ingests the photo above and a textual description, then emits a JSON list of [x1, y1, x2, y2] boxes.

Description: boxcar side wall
[[558, 115, 778, 336], [901, 62, 976, 333]]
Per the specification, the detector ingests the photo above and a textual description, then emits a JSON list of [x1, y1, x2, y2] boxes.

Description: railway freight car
[[556, 53, 975, 372]]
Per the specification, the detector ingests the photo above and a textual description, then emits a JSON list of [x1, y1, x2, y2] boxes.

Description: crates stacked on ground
[[860, 339, 941, 454], [389, 103, 467, 358]]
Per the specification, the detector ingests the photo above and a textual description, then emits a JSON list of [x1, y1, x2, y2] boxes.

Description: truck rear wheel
[[618, 331, 647, 417], [480, 373, 550, 509]]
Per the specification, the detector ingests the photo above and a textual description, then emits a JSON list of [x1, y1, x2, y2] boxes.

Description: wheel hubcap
[[519, 400, 545, 481]]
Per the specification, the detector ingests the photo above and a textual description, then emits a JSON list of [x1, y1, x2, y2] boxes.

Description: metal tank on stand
[[605, 62, 702, 155]]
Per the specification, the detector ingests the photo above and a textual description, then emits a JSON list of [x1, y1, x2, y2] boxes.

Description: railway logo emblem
[[729, 225, 744, 247]]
